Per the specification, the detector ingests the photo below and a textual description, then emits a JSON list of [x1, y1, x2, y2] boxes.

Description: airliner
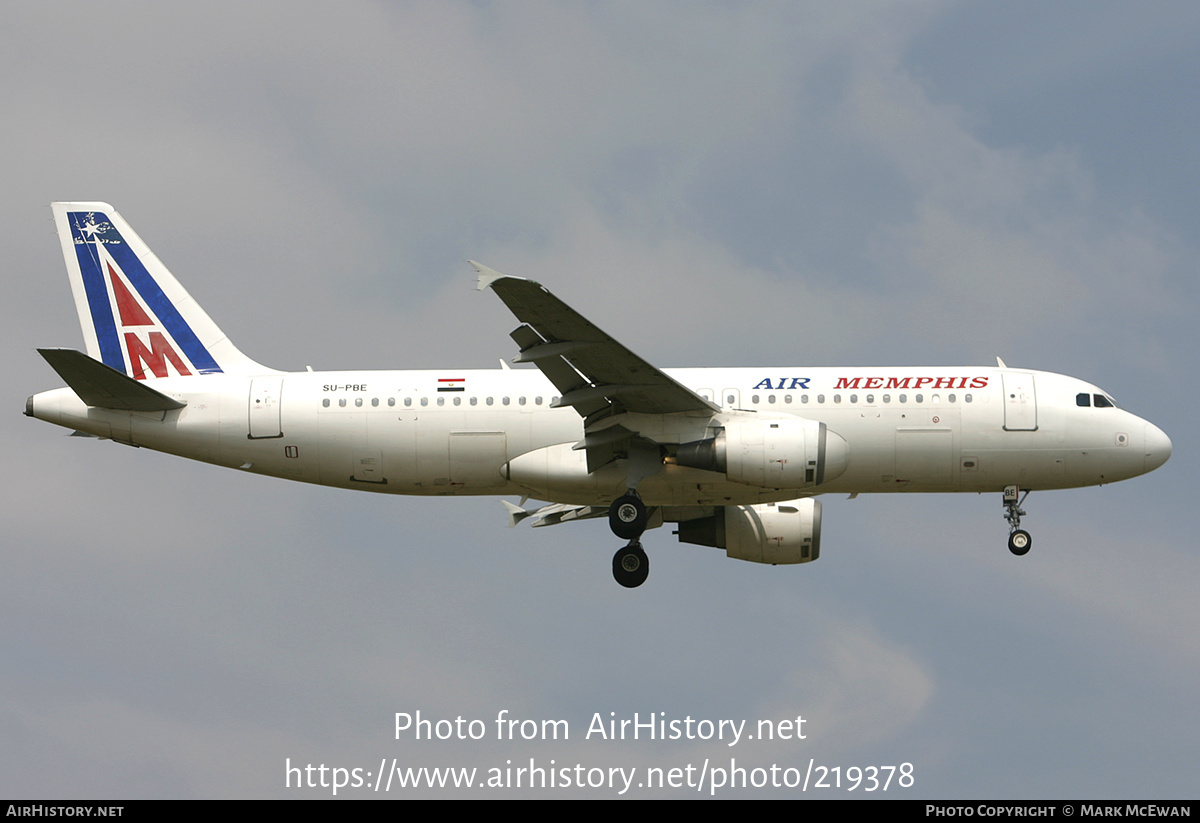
[[26, 203, 1172, 587]]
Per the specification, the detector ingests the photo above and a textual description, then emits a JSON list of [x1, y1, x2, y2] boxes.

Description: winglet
[[470, 260, 534, 292]]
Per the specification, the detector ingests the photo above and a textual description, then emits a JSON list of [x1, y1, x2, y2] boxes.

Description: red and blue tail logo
[[67, 210, 222, 379]]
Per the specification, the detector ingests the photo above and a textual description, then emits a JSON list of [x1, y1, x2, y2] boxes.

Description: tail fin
[[51, 202, 269, 379]]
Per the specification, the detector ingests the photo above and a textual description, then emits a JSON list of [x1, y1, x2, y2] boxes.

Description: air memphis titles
[[753, 376, 990, 391]]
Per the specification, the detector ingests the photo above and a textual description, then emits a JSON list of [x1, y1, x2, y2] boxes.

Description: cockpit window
[[1093, 394, 1116, 408], [1076, 392, 1091, 407]]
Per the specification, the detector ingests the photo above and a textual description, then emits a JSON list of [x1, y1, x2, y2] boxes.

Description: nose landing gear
[[1003, 485, 1032, 556]]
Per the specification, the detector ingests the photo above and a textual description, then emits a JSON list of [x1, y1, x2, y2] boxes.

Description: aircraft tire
[[609, 494, 648, 540], [613, 543, 649, 588], [1008, 529, 1032, 556]]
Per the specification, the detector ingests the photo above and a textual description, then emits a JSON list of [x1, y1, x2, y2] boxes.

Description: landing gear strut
[[610, 492, 650, 587], [1003, 485, 1032, 556]]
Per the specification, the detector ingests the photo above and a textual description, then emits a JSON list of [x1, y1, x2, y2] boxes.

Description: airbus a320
[[27, 203, 1172, 587]]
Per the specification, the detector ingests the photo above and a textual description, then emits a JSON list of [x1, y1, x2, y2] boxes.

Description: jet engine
[[675, 418, 848, 489], [676, 498, 822, 564]]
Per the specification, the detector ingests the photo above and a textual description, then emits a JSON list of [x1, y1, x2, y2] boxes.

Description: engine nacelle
[[675, 418, 848, 489], [677, 499, 822, 565]]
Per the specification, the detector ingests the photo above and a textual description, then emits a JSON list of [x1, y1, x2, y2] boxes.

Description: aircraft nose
[[1143, 421, 1172, 473]]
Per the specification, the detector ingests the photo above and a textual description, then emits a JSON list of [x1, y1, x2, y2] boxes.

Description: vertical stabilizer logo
[[69, 211, 222, 379]]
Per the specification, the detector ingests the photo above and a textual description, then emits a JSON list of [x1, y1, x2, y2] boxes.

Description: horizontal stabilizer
[[38, 348, 186, 411]]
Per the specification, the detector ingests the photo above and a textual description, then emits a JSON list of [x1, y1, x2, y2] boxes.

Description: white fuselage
[[28, 365, 1171, 508]]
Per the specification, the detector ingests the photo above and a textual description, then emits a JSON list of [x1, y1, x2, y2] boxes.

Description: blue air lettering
[[753, 377, 811, 390]]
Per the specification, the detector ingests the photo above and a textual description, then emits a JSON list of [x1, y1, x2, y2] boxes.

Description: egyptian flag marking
[[437, 378, 465, 392]]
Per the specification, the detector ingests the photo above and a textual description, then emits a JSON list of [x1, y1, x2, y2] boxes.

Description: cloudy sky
[[3, 1, 1196, 798]]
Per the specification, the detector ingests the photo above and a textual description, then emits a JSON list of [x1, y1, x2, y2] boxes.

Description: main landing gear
[[609, 493, 648, 539], [613, 542, 649, 588], [610, 492, 650, 588], [1003, 485, 1032, 556]]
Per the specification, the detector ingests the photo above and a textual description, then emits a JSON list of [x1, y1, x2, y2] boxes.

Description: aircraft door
[[721, 388, 741, 409], [248, 378, 283, 439], [1002, 373, 1038, 431]]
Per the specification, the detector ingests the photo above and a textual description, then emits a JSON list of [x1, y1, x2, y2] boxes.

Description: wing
[[472, 262, 717, 416], [473, 262, 718, 471]]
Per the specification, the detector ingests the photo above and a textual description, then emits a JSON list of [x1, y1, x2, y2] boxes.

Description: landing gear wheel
[[1008, 529, 1032, 556], [613, 543, 649, 588], [609, 493, 648, 540]]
